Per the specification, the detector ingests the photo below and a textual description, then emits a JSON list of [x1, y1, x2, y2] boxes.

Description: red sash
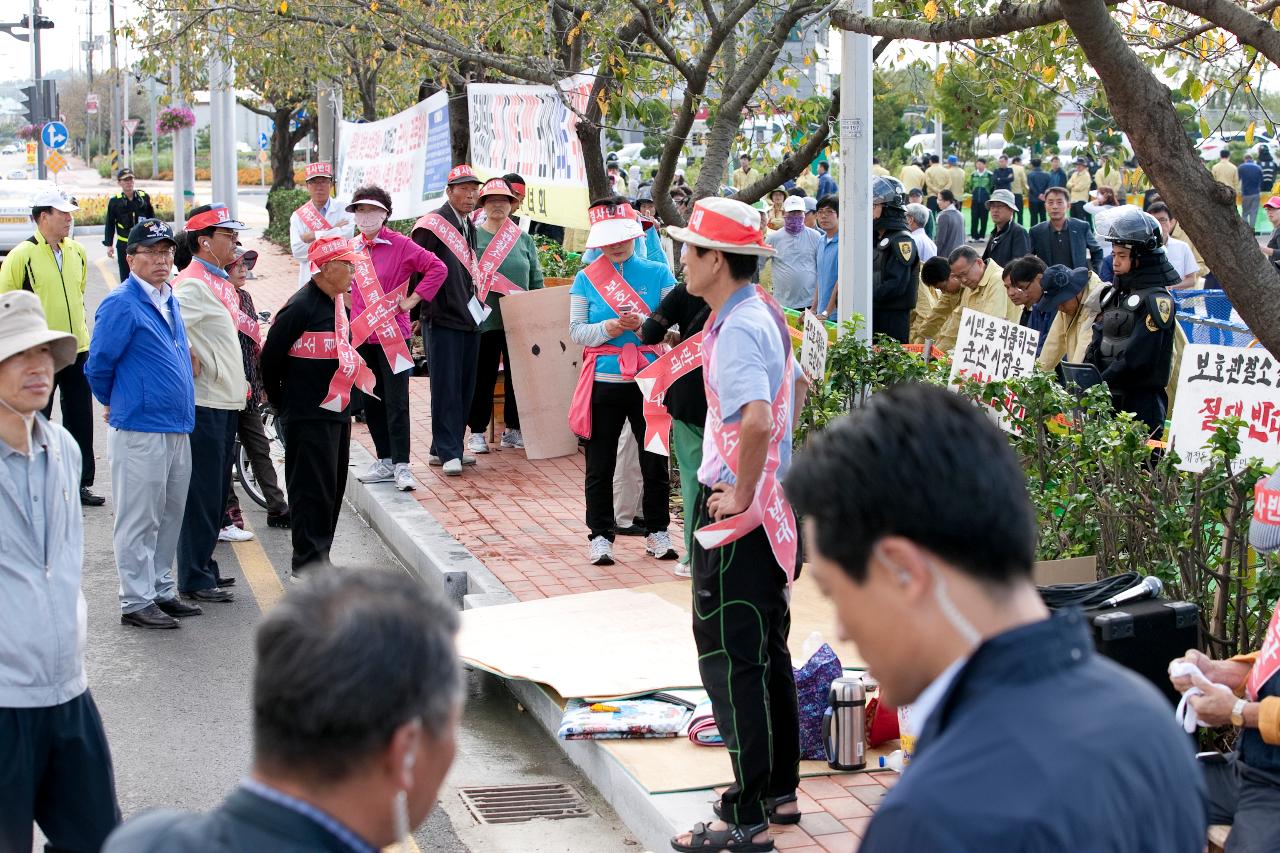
[[294, 200, 332, 235], [414, 212, 478, 282], [349, 237, 414, 374], [567, 258, 660, 439], [178, 262, 260, 348], [1257, 481, 1280, 526], [1248, 481, 1280, 700], [634, 332, 704, 456], [475, 218, 523, 301], [693, 288, 798, 582], [287, 293, 377, 412]]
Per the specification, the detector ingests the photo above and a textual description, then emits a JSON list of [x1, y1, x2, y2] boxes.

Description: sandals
[[671, 821, 774, 852], [712, 793, 802, 826]]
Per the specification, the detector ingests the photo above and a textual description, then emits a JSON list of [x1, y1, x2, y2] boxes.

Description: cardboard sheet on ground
[[458, 574, 864, 702], [501, 287, 583, 459]]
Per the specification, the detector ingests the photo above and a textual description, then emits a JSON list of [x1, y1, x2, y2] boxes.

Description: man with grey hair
[[105, 568, 464, 851], [905, 203, 937, 262], [0, 291, 121, 852], [934, 190, 965, 260]]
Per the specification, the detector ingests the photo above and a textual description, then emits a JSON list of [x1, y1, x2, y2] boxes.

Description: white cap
[[782, 196, 806, 213], [31, 190, 78, 212]]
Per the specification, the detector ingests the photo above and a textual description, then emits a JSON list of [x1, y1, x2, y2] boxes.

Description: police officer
[[871, 175, 919, 343], [103, 169, 155, 282], [1084, 205, 1177, 436]]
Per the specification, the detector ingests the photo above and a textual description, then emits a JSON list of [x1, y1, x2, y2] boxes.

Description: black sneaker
[[185, 587, 235, 603], [121, 603, 180, 629], [79, 487, 106, 507], [156, 597, 203, 617]]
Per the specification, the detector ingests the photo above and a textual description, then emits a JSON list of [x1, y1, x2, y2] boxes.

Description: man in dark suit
[[103, 569, 463, 852], [1029, 187, 1103, 273], [410, 165, 485, 475]]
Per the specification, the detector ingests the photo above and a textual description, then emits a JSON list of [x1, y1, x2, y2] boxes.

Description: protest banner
[[501, 287, 584, 459], [947, 307, 1040, 431], [335, 91, 450, 221], [468, 75, 594, 230], [1167, 344, 1280, 472], [799, 310, 829, 382]]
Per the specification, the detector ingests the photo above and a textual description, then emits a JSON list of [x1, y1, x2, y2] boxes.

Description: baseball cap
[[308, 236, 368, 272], [947, 155, 958, 164], [32, 190, 78, 213], [1039, 265, 1090, 312], [185, 203, 249, 232], [666, 197, 775, 258], [117, 168, 135, 180], [986, 189, 1017, 209], [126, 218, 177, 250], [305, 162, 334, 182], [227, 244, 259, 271], [478, 178, 518, 202], [585, 203, 644, 249], [1264, 196, 1280, 210], [783, 196, 806, 213], [447, 164, 483, 186], [803, 197, 818, 213]]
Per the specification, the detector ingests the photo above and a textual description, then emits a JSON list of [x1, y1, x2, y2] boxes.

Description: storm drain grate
[[459, 783, 592, 825]]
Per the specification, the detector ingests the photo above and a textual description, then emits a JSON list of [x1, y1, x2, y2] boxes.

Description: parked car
[[5, 169, 28, 180], [610, 142, 656, 169], [1197, 132, 1275, 161], [0, 144, 19, 155]]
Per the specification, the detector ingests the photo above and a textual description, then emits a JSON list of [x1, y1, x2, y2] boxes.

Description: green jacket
[[0, 230, 90, 352], [475, 226, 545, 332]]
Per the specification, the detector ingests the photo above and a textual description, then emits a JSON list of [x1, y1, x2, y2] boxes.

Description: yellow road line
[[231, 530, 285, 613], [94, 256, 116, 289]]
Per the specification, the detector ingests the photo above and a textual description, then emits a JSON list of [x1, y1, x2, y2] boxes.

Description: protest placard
[[468, 75, 594, 230], [1167, 344, 1280, 472], [335, 91, 450, 221], [502, 287, 584, 459], [799, 310, 829, 382], [947, 308, 1040, 430]]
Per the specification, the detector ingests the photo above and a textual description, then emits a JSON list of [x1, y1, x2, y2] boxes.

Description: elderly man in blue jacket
[[0, 292, 121, 852], [786, 382, 1206, 853], [86, 219, 201, 630], [1030, 186, 1104, 273]]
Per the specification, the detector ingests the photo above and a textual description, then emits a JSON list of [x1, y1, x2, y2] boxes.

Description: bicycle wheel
[[262, 410, 288, 503], [238, 440, 269, 509]]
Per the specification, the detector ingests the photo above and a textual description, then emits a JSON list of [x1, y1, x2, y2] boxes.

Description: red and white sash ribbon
[[475, 218, 523, 301], [179, 262, 260, 348], [634, 332, 704, 456], [693, 287, 798, 582], [1247, 481, 1280, 700], [349, 237, 414, 374], [294, 200, 333, 235], [567, 258, 659, 439], [415, 212, 478, 282], [287, 294, 377, 412]]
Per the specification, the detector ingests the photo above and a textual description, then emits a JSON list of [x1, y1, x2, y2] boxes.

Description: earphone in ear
[[404, 749, 417, 773]]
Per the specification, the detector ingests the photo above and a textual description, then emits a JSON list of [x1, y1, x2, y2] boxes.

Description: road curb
[[344, 440, 694, 851]]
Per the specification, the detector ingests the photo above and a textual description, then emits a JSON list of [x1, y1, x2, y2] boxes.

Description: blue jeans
[[177, 406, 238, 593]]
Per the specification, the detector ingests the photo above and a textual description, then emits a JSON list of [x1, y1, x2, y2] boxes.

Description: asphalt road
[[28, 236, 639, 852]]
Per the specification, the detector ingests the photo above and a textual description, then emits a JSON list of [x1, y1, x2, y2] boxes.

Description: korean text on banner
[[336, 91, 451, 221], [799, 310, 829, 383], [1167, 344, 1280, 472], [468, 75, 594, 231], [947, 307, 1040, 432]]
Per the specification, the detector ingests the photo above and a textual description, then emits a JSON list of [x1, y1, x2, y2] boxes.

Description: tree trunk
[[447, 71, 471, 165], [1059, 0, 1280, 357], [270, 106, 298, 191]]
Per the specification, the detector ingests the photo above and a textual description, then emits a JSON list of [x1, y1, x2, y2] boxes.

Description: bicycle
[[231, 309, 287, 510]]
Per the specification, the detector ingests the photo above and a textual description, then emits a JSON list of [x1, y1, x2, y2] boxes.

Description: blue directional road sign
[[41, 121, 69, 150], [259, 131, 269, 150]]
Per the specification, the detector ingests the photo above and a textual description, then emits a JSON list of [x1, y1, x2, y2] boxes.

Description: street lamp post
[[837, 0, 873, 341]]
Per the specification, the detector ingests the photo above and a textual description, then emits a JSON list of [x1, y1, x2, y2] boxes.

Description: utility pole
[[933, 44, 944, 158], [170, 47, 184, 224], [148, 75, 158, 178], [31, 0, 46, 180], [837, 0, 872, 338], [207, 0, 238, 218], [317, 78, 339, 166], [108, 0, 120, 175], [123, 66, 131, 168]]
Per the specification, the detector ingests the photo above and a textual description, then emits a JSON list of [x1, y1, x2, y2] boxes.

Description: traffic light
[[41, 80, 58, 122], [19, 84, 41, 125]]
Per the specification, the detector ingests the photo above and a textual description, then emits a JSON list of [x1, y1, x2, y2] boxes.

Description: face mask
[[354, 211, 386, 235], [784, 215, 804, 235]]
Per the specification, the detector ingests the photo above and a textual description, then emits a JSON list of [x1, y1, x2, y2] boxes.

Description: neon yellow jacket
[[0, 230, 90, 352]]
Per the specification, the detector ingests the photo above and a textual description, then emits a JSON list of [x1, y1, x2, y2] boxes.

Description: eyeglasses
[[950, 264, 974, 281], [134, 247, 175, 258]]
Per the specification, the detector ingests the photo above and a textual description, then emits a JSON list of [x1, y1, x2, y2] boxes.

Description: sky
[[0, 0, 142, 83]]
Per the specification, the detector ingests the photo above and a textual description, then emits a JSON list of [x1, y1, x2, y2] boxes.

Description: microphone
[[1100, 576, 1163, 608]]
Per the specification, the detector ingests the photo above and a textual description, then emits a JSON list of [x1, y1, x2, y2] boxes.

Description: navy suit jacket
[[1029, 218, 1103, 273]]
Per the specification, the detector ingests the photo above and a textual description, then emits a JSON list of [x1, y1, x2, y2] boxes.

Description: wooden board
[[501, 287, 583, 459]]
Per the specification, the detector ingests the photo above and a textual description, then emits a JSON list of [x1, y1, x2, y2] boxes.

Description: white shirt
[[909, 226, 937, 262], [135, 274, 173, 327], [905, 655, 968, 738], [289, 198, 354, 286], [1165, 237, 1199, 282]]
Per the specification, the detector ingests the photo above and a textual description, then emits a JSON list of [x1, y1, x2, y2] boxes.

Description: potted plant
[[156, 106, 196, 136]]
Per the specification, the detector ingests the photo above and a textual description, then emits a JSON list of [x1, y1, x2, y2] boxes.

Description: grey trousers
[[1203, 752, 1280, 853], [109, 429, 191, 614], [1242, 194, 1261, 234]]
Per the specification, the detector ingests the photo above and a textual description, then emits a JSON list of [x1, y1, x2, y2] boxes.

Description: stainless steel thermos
[[823, 676, 867, 771]]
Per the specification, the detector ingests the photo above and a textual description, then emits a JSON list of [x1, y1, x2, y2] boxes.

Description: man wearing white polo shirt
[[289, 162, 354, 287]]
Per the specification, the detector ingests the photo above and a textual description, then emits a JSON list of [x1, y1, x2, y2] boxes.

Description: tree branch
[[733, 87, 841, 204], [832, 0, 1117, 41], [1162, 0, 1280, 65], [1156, 0, 1280, 50]]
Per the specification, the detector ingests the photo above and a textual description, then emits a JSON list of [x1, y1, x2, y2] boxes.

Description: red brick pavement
[[241, 234, 894, 847]]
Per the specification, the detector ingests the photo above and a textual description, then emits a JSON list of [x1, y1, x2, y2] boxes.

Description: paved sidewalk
[[241, 234, 893, 851]]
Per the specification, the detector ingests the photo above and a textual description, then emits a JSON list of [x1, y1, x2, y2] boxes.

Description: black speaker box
[[1081, 598, 1200, 706]]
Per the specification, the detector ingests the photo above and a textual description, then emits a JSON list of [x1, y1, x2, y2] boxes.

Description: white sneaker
[[394, 463, 418, 491], [218, 525, 255, 543], [468, 433, 490, 454], [589, 535, 615, 565], [358, 458, 394, 483], [645, 531, 678, 560], [673, 560, 692, 578], [500, 429, 524, 449], [442, 458, 463, 476], [429, 454, 478, 466]]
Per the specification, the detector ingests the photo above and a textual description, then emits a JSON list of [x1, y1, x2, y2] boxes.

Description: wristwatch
[[1231, 698, 1248, 728]]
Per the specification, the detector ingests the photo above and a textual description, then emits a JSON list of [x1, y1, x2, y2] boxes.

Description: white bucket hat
[[666, 197, 776, 257], [585, 202, 645, 249], [0, 292, 77, 371]]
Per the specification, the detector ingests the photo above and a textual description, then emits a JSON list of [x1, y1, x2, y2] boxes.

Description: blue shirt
[[1239, 161, 1264, 195], [239, 779, 376, 853], [815, 231, 839, 313], [698, 284, 795, 487], [817, 173, 838, 198], [569, 253, 676, 381]]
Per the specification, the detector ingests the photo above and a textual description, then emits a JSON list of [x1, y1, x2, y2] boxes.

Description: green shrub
[[264, 188, 309, 248]]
